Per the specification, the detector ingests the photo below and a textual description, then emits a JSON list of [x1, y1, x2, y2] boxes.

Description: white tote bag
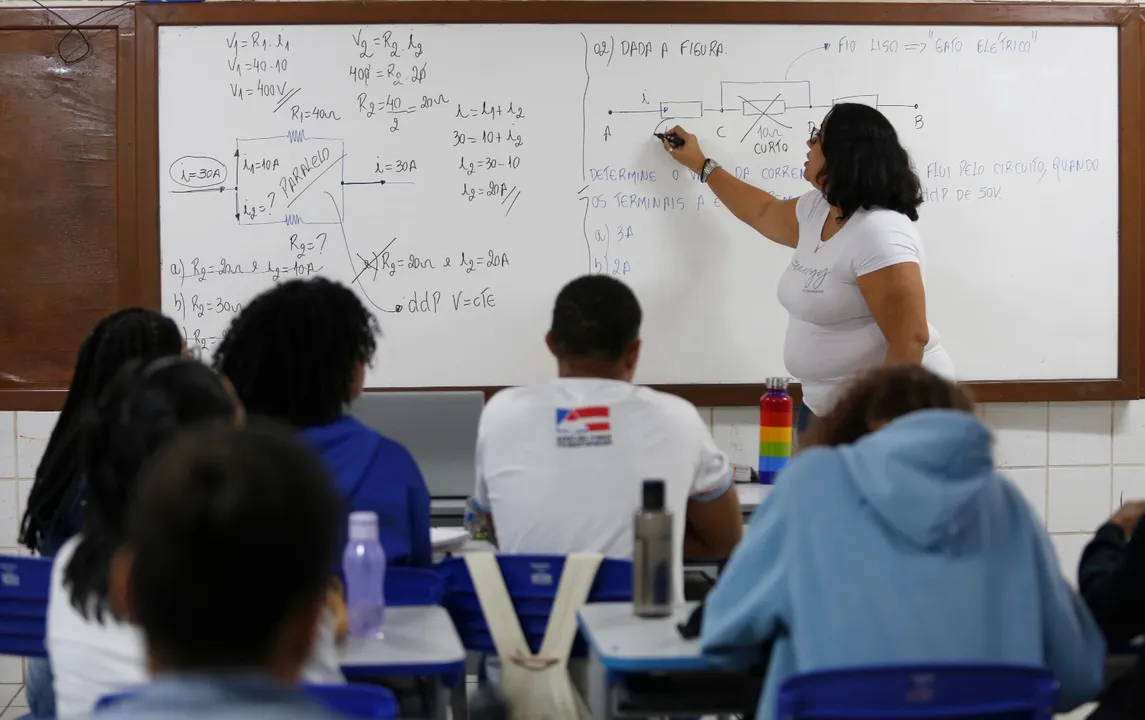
[[464, 552, 602, 720]]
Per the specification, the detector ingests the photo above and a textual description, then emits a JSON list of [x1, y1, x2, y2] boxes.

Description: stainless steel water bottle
[[633, 479, 673, 617]]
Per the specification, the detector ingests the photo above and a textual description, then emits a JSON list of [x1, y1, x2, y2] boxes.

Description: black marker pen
[[654, 132, 685, 148]]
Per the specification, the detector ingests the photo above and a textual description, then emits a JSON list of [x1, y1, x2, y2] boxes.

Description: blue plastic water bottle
[[343, 511, 386, 638]]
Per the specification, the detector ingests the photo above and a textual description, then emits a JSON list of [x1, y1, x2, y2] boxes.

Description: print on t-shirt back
[[555, 406, 613, 448]]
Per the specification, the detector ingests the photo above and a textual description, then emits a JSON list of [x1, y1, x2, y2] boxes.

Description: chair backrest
[[97, 683, 399, 719], [776, 663, 1057, 720], [384, 566, 445, 607], [0, 555, 52, 658], [439, 554, 631, 655]]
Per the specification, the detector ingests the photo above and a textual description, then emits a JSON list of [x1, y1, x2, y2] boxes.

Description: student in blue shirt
[[95, 423, 345, 720], [701, 365, 1105, 720], [213, 278, 432, 567]]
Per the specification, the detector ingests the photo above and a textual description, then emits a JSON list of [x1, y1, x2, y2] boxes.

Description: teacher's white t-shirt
[[777, 191, 954, 414]]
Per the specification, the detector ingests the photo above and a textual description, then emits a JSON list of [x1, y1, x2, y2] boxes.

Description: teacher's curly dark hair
[[815, 103, 925, 223]]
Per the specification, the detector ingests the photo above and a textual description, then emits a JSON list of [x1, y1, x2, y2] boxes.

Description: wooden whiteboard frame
[[136, 2, 1143, 406]]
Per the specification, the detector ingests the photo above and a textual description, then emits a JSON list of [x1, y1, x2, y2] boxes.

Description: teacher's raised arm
[[661, 126, 800, 249], [662, 104, 954, 434]]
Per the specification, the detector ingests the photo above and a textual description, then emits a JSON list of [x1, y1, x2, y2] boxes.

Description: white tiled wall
[[0, 409, 33, 686]]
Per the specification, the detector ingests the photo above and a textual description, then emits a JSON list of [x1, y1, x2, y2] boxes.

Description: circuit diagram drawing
[[166, 131, 411, 317], [607, 78, 920, 141]]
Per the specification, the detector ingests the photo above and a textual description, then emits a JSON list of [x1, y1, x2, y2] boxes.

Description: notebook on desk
[[349, 390, 484, 499]]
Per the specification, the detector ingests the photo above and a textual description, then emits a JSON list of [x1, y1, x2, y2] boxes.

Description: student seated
[[47, 358, 343, 720], [95, 422, 343, 720], [700, 365, 1106, 720], [21, 308, 185, 719], [472, 275, 744, 600], [1078, 499, 1145, 719], [213, 278, 431, 567]]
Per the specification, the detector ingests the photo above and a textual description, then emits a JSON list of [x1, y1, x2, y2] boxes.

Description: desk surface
[[339, 605, 465, 680], [578, 602, 1140, 683], [578, 602, 714, 673]]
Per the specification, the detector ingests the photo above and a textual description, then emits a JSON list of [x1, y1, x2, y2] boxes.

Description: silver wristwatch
[[700, 158, 720, 184]]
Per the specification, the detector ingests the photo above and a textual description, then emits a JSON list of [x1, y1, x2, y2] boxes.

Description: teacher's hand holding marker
[[660, 103, 954, 437]]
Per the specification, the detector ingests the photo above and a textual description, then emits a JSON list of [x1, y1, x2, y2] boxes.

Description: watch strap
[[700, 158, 719, 183]]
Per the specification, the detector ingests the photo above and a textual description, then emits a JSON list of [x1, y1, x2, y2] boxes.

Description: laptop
[[348, 390, 485, 500]]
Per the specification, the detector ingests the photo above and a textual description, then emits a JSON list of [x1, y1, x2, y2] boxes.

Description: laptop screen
[[348, 391, 485, 499]]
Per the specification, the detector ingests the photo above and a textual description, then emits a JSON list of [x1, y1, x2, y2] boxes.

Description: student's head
[[110, 423, 340, 682], [213, 278, 379, 428], [20, 308, 185, 553], [65, 357, 240, 622], [805, 103, 924, 222], [546, 275, 642, 382], [801, 365, 974, 449]]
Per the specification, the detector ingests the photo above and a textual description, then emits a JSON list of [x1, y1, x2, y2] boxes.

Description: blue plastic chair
[[305, 683, 399, 719], [97, 683, 399, 718], [439, 554, 631, 657], [0, 555, 52, 659], [775, 663, 1057, 720], [384, 566, 446, 607]]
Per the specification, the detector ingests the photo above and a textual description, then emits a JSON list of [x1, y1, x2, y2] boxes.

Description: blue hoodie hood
[[700, 409, 1106, 720], [303, 415, 384, 502], [301, 415, 433, 568], [838, 409, 995, 548]]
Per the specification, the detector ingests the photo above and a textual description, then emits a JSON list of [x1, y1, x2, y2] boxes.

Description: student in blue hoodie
[[213, 278, 432, 568], [701, 365, 1106, 720]]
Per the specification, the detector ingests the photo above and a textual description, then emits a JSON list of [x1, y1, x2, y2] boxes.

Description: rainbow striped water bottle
[[759, 377, 793, 484]]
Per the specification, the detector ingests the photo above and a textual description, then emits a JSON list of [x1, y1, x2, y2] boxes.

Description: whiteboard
[[158, 23, 1119, 387]]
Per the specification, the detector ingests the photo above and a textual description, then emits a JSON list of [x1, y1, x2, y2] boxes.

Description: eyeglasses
[[808, 124, 822, 145]]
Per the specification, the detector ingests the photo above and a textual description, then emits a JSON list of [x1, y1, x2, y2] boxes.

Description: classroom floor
[[0, 685, 26, 719]]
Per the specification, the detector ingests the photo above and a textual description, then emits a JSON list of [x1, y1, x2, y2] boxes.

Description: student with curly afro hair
[[213, 278, 431, 568]]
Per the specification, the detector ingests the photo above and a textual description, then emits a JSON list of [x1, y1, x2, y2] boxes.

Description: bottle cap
[[766, 377, 790, 391], [642, 479, 665, 511], [348, 510, 379, 541]]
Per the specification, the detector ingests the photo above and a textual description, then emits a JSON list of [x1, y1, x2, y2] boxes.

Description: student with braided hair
[[21, 309, 184, 719], [21, 309, 185, 557], [46, 358, 343, 719], [213, 278, 432, 568]]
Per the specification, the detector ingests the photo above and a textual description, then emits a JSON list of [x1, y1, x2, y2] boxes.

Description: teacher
[[663, 103, 954, 434]]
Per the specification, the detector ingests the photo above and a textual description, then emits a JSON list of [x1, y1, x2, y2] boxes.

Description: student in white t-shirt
[[661, 103, 954, 435], [472, 275, 744, 602]]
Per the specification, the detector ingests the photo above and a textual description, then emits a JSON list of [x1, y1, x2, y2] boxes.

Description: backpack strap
[[465, 553, 604, 669], [464, 553, 532, 660], [538, 553, 603, 664]]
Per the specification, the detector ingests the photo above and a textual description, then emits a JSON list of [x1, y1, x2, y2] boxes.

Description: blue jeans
[[25, 656, 55, 718]]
